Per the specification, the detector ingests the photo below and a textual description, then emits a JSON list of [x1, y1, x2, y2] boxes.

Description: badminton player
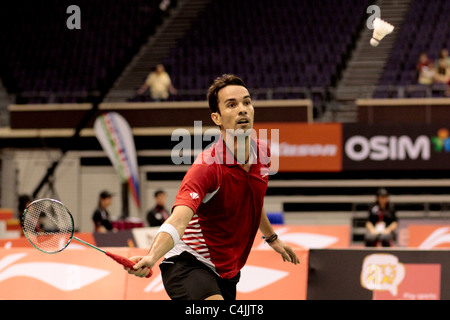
[[126, 74, 300, 300]]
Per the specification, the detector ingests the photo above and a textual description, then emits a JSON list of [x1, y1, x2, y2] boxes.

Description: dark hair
[[99, 190, 113, 199], [154, 189, 166, 198], [376, 188, 389, 197], [207, 74, 248, 113]]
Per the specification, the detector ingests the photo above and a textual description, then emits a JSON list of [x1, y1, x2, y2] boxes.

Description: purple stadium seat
[[156, 0, 370, 102], [0, 0, 166, 104]]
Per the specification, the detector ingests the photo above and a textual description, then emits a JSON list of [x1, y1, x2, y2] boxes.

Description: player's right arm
[[127, 160, 217, 277], [126, 205, 194, 277]]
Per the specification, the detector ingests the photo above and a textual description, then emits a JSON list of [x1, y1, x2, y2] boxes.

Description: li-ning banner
[[0, 248, 308, 300], [343, 124, 450, 171]]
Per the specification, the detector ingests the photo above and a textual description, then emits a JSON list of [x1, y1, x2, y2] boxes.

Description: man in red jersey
[[126, 74, 299, 300]]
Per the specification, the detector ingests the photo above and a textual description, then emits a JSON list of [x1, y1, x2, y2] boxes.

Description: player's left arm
[[259, 207, 300, 265]]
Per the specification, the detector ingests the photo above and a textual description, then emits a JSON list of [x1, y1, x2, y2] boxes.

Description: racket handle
[[105, 251, 153, 278]]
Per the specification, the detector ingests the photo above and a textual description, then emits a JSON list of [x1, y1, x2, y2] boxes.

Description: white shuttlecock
[[370, 17, 394, 47]]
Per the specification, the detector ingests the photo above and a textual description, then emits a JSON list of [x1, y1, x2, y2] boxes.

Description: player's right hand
[[125, 255, 153, 278]]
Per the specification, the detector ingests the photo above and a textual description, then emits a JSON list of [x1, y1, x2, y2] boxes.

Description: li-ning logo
[[0, 253, 109, 291], [360, 254, 405, 296], [418, 227, 450, 249], [190, 192, 199, 200], [431, 129, 450, 153], [255, 226, 338, 249]]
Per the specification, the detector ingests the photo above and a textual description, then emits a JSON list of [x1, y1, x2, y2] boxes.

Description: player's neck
[[222, 132, 250, 165]]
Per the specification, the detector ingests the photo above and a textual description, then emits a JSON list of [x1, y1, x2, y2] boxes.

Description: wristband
[[262, 233, 278, 243], [156, 223, 180, 248]]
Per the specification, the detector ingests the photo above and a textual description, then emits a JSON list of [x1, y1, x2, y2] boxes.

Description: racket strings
[[22, 199, 74, 253]]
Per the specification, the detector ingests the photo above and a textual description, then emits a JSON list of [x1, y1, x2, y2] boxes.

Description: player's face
[[212, 85, 254, 132]]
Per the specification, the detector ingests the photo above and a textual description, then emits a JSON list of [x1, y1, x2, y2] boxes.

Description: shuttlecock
[[370, 17, 394, 47]]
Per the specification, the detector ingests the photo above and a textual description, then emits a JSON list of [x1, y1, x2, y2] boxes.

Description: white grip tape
[[156, 223, 180, 247]]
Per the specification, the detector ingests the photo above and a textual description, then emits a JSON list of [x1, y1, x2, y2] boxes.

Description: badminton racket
[[21, 198, 152, 278]]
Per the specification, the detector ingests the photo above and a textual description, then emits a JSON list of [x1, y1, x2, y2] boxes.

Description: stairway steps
[[329, 0, 413, 122], [104, 0, 212, 102]]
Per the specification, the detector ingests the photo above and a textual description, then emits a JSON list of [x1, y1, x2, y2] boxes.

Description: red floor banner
[[253, 225, 350, 249], [408, 225, 450, 249], [0, 247, 307, 300]]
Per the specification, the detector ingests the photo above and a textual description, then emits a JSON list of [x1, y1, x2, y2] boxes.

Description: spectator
[[416, 52, 435, 85], [137, 64, 177, 101], [434, 59, 450, 84], [434, 48, 450, 85], [92, 190, 115, 233], [146, 190, 170, 226], [417, 52, 431, 73], [435, 48, 450, 69], [365, 188, 398, 247]]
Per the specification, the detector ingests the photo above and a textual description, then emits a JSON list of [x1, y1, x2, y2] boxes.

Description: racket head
[[22, 198, 75, 254]]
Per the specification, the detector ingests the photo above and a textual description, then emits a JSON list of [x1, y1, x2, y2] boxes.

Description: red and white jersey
[[166, 135, 271, 279]]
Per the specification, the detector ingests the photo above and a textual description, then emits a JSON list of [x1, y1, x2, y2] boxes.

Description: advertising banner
[[253, 122, 342, 172], [253, 225, 350, 250], [0, 247, 307, 300], [236, 249, 308, 300], [0, 248, 130, 300], [308, 249, 450, 300], [343, 124, 450, 170], [250, 123, 450, 172], [408, 225, 450, 249], [126, 248, 308, 300], [0, 233, 96, 250]]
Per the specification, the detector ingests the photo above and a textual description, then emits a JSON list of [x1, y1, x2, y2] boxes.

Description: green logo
[[431, 129, 450, 152]]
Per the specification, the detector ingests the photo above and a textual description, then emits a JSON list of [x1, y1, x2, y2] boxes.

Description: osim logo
[[345, 135, 430, 161]]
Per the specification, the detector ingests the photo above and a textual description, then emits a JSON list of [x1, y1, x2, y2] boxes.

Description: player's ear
[[211, 112, 222, 127]]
